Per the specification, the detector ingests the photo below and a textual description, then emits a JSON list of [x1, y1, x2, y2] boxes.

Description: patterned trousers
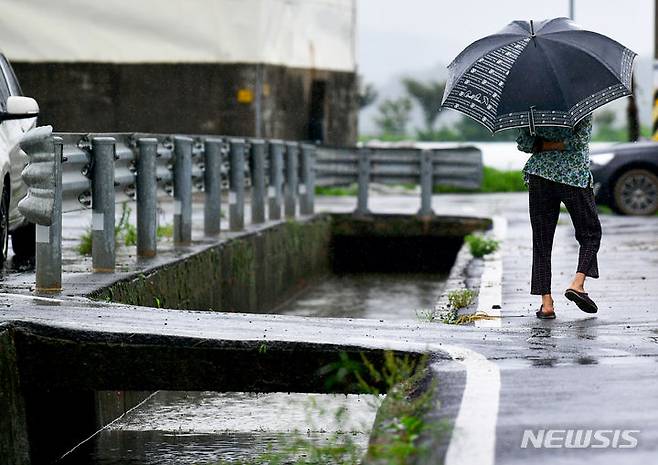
[[527, 173, 602, 295]]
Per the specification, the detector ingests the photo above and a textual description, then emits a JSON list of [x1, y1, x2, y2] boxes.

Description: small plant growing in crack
[[77, 202, 137, 255], [415, 307, 439, 323], [464, 233, 499, 258], [447, 288, 476, 309]]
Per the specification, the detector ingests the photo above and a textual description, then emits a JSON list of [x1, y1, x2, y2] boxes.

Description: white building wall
[[0, 0, 356, 72]]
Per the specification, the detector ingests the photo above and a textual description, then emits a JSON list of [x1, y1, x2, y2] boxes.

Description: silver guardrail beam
[[316, 145, 483, 215]]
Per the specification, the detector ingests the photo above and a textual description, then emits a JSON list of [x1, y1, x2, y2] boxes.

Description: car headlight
[[589, 152, 615, 166]]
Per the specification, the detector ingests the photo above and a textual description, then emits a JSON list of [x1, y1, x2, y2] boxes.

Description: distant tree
[[592, 110, 625, 141], [452, 115, 516, 141], [402, 78, 446, 132], [358, 81, 378, 109], [594, 110, 616, 127], [374, 97, 412, 136]]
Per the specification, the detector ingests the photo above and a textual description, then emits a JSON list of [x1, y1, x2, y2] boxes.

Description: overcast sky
[[357, 0, 653, 85], [356, 0, 654, 132]]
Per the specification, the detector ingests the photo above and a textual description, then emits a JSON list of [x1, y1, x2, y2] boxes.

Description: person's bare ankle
[[541, 295, 554, 312]]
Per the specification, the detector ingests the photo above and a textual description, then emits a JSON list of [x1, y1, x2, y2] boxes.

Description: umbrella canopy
[[441, 17, 637, 134]]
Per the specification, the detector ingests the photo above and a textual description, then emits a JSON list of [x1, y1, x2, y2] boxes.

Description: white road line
[[476, 215, 507, 328], [441, 344, 501, 465], [383, 340, 501, 465]]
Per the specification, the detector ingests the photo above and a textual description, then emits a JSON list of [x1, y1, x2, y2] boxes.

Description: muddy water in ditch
[[62, 272, 447, 464]]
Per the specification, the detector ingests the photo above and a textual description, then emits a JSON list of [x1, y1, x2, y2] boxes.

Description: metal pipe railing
[[18, 126, 481, 294], [137, 138, 158, 257], [228, 138, 246, 231], [91, 137, 116, 272], [268, 141, 284, 221], [203, 138, 223, 236], [284, 142, 299, 218], [173, 136, 193, 244]]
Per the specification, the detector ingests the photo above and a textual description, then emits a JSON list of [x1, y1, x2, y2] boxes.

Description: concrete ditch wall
[[0, 326, 30, 465], [91, 213, 491, 313], [91, 215, 334, 312]]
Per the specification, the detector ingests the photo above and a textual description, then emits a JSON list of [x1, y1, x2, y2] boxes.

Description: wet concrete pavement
[[1, 191, 658, 464]]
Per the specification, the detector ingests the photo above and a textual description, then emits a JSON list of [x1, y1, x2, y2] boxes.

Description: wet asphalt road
[[1, 191, 657, 464], [318, 193, 658, 464]]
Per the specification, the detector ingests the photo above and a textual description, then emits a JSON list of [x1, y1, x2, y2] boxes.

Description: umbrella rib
[[534, 41, 571, 110]]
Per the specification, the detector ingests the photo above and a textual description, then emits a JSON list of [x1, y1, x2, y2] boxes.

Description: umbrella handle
[[529, 106, 537, 136]]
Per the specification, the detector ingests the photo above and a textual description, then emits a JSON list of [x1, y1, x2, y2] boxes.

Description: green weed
[[156, 223, 173, 239], [447, 288, 477, 310], [315, 184, 359, 196], [78, 203, 175, 255], [464, 234, 499, 258], [215, 351, 444, 465], [434, 166, 526, 193], [415, 307, 439, 323], [77, 230, 93, 255]]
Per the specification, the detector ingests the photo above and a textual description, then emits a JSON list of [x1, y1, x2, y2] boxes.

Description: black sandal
[[536, 304, 556, 319], [564, 288, 598, 313]]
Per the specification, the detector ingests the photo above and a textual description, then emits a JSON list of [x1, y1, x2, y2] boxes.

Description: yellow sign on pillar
[[237, 88, 254, 104]]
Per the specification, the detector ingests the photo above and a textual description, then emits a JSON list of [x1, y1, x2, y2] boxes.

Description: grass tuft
[[464, 234, 499, 258], [315, 184, 359, 196], [447, 288, 477, 310], [434, 166, 526, 193]]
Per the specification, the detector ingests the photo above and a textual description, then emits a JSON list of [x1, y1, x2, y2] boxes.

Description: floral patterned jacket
[[516, 114, 594, 189]]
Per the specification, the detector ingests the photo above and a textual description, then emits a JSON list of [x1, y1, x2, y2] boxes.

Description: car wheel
[[612, 169, 658, 216], [11, 222, 35, 258], [0, 186, 8, 264]]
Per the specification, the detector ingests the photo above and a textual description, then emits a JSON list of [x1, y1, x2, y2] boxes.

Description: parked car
[[0, 53, 40, 263], [590, 141, 658, 216]]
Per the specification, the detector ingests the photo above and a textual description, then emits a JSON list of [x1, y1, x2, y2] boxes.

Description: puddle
[[60, 271, 443, 464], [61, 392, 382, 465], [278, 271, 448, 319]]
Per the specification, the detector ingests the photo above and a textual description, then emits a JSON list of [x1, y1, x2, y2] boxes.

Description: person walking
[[516, 114, 602, 319]]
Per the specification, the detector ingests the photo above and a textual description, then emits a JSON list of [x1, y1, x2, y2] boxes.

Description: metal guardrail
[[315, 145, 483, 215], [18, 127, 482, 293]]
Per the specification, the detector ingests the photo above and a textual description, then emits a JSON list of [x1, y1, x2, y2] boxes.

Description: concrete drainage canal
[[3, 212, 491, 465]]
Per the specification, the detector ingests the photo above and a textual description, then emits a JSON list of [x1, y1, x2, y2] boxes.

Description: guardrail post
[[204, 138, 223, 235], [18, 127, 62, 292], [418, 149, 435, 217], [91, 137, 116, 272], [137, 138, 158, 257], [173, 136, 193, 244], [250, 140, 266, 224], [228, 139, 246, 231], [284, 142, 299, 218], [18, 127, 63, 292], [35, 136, 63, 292], [268, 141, 284, 220], [355, 148, 371, 215], [299, 144, 315, 215]]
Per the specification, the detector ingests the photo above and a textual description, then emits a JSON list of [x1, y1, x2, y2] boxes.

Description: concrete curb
[[474, 215, 506, 328], [434, 217, 492, 315]]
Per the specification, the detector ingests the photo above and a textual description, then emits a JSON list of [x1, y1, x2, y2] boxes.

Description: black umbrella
[[441, 17, 637, 134]]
